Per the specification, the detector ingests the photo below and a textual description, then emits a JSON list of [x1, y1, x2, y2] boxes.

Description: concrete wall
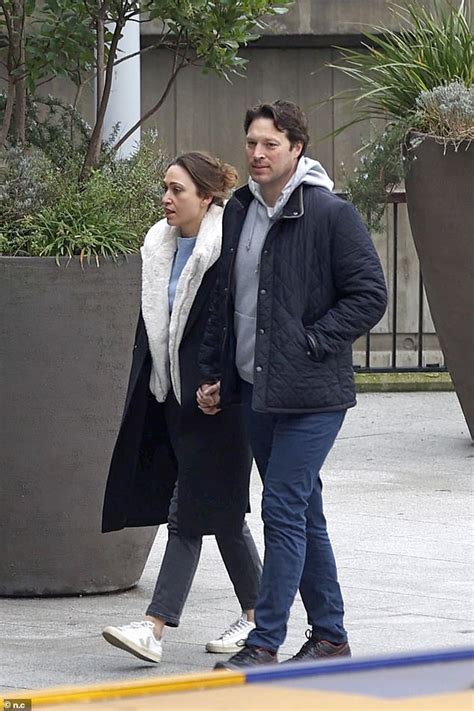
[[125, 45, 384, 187], [263, 0, 438, 37], [142, 0, 438, 39]]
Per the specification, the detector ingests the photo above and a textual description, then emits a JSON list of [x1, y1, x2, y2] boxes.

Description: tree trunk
[[0, 78, 16, 146], [11, 0, 26, 144], [79, 17, 124, 182]]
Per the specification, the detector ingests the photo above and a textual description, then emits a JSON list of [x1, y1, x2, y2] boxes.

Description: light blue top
[[168, 236, 197, 313]]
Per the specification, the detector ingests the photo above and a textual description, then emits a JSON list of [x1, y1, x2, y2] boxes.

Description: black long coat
[[102, 262, 252, 538]]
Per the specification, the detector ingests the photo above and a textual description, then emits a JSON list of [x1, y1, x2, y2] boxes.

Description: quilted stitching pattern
[[200, 185, 387, 413]]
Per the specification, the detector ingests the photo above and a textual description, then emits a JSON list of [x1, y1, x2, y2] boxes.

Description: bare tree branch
[[36, 75, 55, 88], [113, 30, 174, 66], [80, 11, 125, 179]]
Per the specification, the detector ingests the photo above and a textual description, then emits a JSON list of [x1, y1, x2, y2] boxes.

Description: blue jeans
[[241, 382, 348, 652]]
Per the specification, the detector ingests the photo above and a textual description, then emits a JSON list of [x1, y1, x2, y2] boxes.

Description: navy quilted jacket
[[199, 183, 387, 413]]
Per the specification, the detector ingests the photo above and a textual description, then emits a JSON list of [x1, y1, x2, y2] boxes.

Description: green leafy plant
[[0, 0, 96, 146], [0, 132, 167, 261], [343, 122, 411, 231], [78, 0, 292, 178], [0, 144, 57, 221], [330, 1, 473, 228], [2, 1, 293, 259], [1, 0, 291, 181], [332, 1, 472, 128]]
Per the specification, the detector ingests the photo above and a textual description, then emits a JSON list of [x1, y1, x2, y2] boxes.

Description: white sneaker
[[205, 615, 256, 654], [102, 621, 163, 663]]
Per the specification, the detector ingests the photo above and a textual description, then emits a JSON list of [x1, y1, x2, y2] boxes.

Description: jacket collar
[[232, 183, 305, 219]]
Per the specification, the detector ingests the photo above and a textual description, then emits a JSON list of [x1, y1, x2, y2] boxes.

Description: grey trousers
[[146, 483, 262, 627]]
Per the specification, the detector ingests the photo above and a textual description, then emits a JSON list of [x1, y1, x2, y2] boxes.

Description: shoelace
[[218, 617, 251, 641], [120, 621, 154, 631], [229, 645, 260, 663], [292, 629, 314, 659]]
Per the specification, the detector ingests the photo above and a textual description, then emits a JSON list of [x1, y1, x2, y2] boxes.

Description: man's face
[[245, 117, 303, 191]]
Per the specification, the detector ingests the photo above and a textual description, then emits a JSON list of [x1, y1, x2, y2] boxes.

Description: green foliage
[[343, 121, 412, 231], [146, 0, 291, 79], [25, 0, 96, 91], [0, 132, 167, 261], [1, 0, 292, 260], [332, 1, 473, 128], [0, 144, 56, 222], [23, 94, 91, 163], [1, 0, 95, 93], [330, 1, 473, 227]]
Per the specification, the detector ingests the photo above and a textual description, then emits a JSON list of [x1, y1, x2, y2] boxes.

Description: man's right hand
[[196, 382, 221, 415]]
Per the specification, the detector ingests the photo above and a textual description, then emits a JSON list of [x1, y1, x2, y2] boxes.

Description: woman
[[101, 152, 261, 664]]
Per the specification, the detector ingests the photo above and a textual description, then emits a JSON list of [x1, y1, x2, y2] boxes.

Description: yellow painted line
[[0, 670, 245, 707]]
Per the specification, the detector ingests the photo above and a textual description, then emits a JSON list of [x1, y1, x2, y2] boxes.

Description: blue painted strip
[[245, 647, 474, 684]]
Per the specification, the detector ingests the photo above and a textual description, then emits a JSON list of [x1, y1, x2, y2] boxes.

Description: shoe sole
[[285, 647, 352, 663], [214, 661, 233, 670], [102, 629, 162, 663], [206, 642, 245, 654], [213, 658, 279, 670]]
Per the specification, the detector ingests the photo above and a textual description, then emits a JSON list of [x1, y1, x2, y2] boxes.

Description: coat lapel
[[168, 205, 222, 402], [141, 204, 223, 404]]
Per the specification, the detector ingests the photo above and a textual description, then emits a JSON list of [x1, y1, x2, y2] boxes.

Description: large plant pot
[[405, 135, 474, 439], [0, 256, 157, 596]]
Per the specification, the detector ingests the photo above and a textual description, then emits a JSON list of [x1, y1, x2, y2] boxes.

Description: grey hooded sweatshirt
[[233, 156, 334, 384]]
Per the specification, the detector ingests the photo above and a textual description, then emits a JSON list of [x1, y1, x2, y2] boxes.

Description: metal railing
[[339, 192, 447, 374]]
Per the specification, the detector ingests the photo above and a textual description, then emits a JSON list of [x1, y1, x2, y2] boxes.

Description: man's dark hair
[[244, 100, 309, 156]]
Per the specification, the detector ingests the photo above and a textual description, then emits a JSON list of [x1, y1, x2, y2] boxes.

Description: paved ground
[[1, 392, 472, 693]]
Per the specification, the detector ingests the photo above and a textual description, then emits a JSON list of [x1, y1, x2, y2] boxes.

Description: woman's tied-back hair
[[244, 100, 309, 157], [169, 151, 239, 206]]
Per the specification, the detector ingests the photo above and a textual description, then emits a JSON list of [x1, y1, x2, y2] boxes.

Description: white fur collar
[[141, 204, 223, 404]]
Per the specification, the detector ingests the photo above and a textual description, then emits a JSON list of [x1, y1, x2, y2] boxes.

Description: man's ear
[[292, 141, 304, 159]]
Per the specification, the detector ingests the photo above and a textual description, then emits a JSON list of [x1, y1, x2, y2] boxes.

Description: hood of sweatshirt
[[248, 156, 334, 219], [232, 156, 334, 384]]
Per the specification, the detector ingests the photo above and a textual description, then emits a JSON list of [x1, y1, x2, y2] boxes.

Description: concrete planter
[[0, 256, 157, 596], [405, 135, 474, 439]]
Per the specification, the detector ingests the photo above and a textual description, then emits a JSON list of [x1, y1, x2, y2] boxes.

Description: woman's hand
[[196, 382, 221, 415]]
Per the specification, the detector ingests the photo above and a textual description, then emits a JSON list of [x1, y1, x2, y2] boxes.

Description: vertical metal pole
[[365, 206, 372, 370], [391, 202, 398, 368], [418, 267, 424, 368]]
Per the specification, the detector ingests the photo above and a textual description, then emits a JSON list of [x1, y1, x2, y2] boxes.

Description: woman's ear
[[201, 195, 213, 207]]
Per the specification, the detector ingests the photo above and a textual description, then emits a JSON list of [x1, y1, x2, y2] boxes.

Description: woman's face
[[162, 165, 211, 237]]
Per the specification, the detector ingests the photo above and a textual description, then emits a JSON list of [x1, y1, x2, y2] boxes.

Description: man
[[197, 100, 387, 668]]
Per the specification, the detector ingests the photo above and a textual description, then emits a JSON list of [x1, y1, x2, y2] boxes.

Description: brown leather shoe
[[214, 644, 278, 670], [287, 630, 351, 662]]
